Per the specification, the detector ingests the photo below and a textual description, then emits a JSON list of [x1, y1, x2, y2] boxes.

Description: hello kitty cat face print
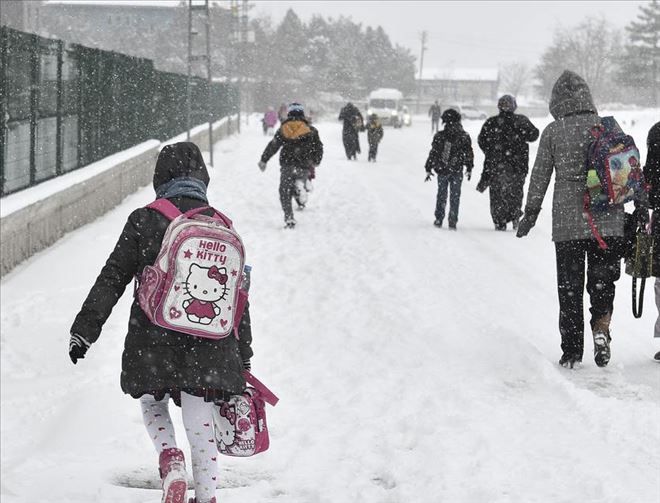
[[182, 264, 229, 325]]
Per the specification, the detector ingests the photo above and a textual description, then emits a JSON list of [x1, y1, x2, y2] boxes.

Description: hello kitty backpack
[[136, 199, 247, 339], [212, 371, 279, 457]]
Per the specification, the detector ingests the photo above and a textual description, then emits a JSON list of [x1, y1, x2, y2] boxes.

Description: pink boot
[[159, 448, 187, 503]]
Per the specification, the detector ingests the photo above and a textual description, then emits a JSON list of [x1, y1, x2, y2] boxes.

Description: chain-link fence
[[1, 26, 238, 196]]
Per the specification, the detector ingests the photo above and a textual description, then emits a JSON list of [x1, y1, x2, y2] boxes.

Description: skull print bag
[[136, 199, 248, 339]]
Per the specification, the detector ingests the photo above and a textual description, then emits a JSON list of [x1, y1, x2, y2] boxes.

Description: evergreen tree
[[620, 0, 660, 106]]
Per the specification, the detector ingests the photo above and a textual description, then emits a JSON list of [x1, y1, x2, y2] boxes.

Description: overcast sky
[[252, 0, 647, 71]]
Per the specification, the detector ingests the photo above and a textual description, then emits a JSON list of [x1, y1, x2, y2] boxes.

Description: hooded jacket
[[478, 111, 539, 175], [260, 117, 324, 168], [425, 121, 474, 176], [71, 142, 252, 399], [524, 70, 625, 242]]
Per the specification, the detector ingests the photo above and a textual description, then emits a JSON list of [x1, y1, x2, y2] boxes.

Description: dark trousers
[[431, 118, 440, 133], [435, 172, 463, 225], [555, 238, 622, 359], [368, 141, 379, 161], [279, 165, 306, 220]]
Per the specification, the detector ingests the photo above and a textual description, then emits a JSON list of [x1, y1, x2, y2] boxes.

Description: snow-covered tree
[[619, 0, 660, 106], [535, 17, 623, 103]]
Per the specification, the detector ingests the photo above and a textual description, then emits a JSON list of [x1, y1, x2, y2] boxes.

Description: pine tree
[[621, 0, 660, 106]]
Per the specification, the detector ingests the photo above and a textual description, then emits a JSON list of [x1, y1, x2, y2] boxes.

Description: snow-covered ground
[[2, 109, 659, 503]]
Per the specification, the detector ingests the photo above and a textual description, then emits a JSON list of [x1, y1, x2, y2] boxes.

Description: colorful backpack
[[137, 199, 247, 340], [213, 371, 279, 457], [583, 116, 645, 249]]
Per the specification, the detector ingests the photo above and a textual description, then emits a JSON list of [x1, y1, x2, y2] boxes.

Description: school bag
[[212, 371, 279, 457], [136, 199, 248, 340], [624, 216, 654, 318], [583, 116, 645, 249]]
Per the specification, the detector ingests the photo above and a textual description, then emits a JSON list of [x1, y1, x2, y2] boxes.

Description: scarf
[[155, 176, 208, 202]]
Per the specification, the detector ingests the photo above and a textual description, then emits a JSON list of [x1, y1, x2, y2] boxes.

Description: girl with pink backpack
[[69, 142, 253, 503]]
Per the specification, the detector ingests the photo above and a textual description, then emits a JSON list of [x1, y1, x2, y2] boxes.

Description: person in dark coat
[[338, 102, 364, 160], [424, 108, 474, 230], [516, 70, 648, 369], [477, 95, 539, 230], [643, 121, 660, 360], [366, 113, 384, 162], [428, 100, 442, 133], [69, 142, 252, 503], [259, 103, 324, 228]]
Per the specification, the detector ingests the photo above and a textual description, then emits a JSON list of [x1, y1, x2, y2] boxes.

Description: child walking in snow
[[258, 103, 324, 228], [69, 142, 253, 503], [366, 113, 384, 162], [424, 108, 474, 230]]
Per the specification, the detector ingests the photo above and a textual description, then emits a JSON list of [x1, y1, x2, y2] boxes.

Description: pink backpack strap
[[243, 371, 279, 406], [146, 199, 182, 221]]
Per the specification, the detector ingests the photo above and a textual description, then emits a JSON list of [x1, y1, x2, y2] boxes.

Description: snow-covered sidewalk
[[2, 110, 659, 503]]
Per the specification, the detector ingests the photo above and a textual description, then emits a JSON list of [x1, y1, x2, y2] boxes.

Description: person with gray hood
[[516, 70, 647, 369]]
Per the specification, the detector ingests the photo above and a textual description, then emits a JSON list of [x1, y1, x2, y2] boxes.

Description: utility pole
[[416, 30, 427, 114], [186, 0, 213, 164], [186, 0, 192, 141]]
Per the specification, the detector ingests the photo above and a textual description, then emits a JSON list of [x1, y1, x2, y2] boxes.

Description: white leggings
[[140, 392, 218, 503]]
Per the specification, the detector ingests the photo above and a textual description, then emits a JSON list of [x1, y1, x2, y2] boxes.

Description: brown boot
[[592, 313, 612, 367]]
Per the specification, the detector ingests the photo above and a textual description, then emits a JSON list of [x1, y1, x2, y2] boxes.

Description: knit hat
[[287, 102, 305, 118], [441, 108, 461, 124], [498, 95, 517, 113]]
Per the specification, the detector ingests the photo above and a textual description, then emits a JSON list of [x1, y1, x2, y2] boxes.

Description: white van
[[366, 88, 404, 127]]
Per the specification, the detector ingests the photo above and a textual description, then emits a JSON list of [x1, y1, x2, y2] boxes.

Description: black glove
[[425, 172, 434, 182], [466, 169, 472, 181], [242, 358, 251, 371], [69, 333, 91, 364], [516, 209, 540, 238]]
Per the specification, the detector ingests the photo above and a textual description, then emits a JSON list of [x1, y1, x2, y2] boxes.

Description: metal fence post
[[29, 33, 39, 187], [0, 27, 8, 196], [55, 39, 63, 176]]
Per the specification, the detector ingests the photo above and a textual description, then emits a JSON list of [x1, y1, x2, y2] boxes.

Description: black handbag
[[624, 228, 654, 318]]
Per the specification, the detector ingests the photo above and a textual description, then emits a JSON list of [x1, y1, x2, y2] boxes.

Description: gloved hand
[[425, 172, 434, 182], [466, 170, 472, 181], [69, 333, 91, 364], [258, 161, 267, 172], [516, 209, 540, 238], [243, 358, 251, 371]]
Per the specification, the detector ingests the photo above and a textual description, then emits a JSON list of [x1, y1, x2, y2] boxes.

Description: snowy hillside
[[1, 110, 659, 503]]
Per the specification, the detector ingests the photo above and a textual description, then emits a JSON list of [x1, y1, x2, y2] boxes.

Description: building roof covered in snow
[[417, 68, 499, 82]]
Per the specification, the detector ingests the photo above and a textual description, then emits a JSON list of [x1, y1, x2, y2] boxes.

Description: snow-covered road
[[2, 110, 659, 503]]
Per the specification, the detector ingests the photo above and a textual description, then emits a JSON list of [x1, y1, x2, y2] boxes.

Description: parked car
[[445, 104, 487, 121]]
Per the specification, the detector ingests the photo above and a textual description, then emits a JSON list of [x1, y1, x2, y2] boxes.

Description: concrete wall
[[0, 117, 238, 277]]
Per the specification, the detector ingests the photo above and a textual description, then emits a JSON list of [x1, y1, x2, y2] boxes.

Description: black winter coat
[[261, 117, 323, 168], [478, 112, 539, 176], [644, 121, 660, 211], [366, 119, 383, 145], [424, 123, 474, 176], [71, 143, 253, 400], [644, 122, 660, 275]]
